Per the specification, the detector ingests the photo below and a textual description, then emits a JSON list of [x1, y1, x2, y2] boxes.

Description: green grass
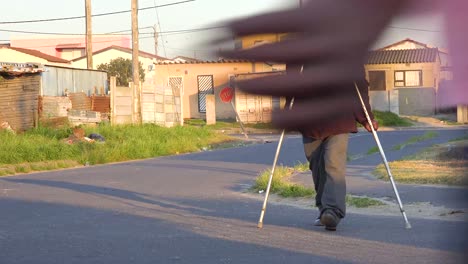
[[374, 140, 468, 185], [0, 124, 232, 176], [0, 160, 81, 177], [449, 133, 468, 142], [293, 162, 310, 172], [185, 119, 276, 130], [187, 111, 412, 133], [346, 196, 385, 208], [392, 131, 439, 150], [253, 163, 385, 207], [373, 111, 413, 127], [367, 146, 379, 155]]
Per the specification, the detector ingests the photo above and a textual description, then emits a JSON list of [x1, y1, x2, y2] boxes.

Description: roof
[[1, 46, 70, 63], [379, 38, 430, 50], [56, 43, 85, 49], [155, 59, 252, 65], [366, 48, 439, 64], [71, 45, 168, 62], [0, 62, 45, 76], [172, 55, 201, 62]]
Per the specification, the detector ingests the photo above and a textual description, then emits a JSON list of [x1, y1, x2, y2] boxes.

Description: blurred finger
[[227, 8, 305, 36], [236, 62, 363, 97], [272, 95, 355, 130], [220, 35, 338, 63]]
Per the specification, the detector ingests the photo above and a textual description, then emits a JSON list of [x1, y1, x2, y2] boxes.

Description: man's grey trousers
[[303, 134, 349, 218]]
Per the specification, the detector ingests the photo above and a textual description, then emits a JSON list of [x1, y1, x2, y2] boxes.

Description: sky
[[0, 0, 446, 60]]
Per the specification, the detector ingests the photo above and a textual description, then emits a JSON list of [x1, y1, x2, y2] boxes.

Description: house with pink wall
[[10, 35, 130, 61]]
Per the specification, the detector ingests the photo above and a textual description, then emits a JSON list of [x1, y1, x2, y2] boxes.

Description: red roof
[[2, 46, 70, 63], [56, 43, 85, 49]]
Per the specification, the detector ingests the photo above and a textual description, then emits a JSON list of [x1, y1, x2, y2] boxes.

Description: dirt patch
[[241, 191, 467, 222]]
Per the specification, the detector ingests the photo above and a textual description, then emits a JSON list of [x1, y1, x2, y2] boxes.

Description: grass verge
[[373, 111, 413, 127], [0, 160, 81, 177], [187, 112, 413, 132], [374, 139, 468, 185], [367, 146, 379, 155], [0, 124, 232, 176], [253, 163, 384, 207], [185, 119, 276, 131], [392, 131, 439, 150]]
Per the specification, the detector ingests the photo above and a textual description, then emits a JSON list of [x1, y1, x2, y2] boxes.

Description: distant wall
[[398, 88, 436, 116]]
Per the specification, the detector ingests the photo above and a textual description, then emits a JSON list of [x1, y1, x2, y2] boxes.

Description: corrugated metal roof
[[2, 46, 70, 63], [155, 59, 252, 65], [0, 62, 44, 76], [366, 48, 439, 64]]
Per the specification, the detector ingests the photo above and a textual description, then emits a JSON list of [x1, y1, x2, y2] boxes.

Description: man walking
[[301, 79, 377, 231]]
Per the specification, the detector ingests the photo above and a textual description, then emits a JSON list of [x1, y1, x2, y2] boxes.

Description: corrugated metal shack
[[41, 65, 108, 96], [0, 62, 43, 131]]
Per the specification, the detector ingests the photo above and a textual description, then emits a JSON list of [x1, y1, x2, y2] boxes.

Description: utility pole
[[153, 24, 159, 58], [131, 0, 142, 124], [85, 0, 93, 69]]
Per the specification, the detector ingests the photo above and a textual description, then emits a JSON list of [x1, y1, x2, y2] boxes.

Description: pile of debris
[[64, 127, 106, 145], [0, 121, 15, 134]]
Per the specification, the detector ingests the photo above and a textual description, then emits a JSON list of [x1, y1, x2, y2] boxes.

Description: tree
[[97, 57, 145, 86]]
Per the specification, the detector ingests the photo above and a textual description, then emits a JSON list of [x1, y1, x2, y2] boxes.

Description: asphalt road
[[0, 128, 467, 264]]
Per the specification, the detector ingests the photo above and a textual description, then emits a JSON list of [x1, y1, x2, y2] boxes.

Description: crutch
[[258, 65, 303, 228], [257, 97, 295, 228], [354, 83, 412, 229]]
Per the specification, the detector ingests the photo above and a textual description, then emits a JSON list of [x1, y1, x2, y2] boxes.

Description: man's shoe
[[314, 216, 324, 226], [320, 209, 339, 231]]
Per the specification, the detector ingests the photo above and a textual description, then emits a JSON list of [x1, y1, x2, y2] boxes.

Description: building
[[235, 33, 288, 50], [71, 45, 167, 85], [10, 35, 131, 60], [171, 56, 201, 63], [153, 60, 277, 121], [364, 39, 450, 116], [0, 45, 70, 67]]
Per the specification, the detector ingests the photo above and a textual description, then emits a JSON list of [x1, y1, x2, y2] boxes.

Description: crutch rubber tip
[[257, 222, 263, 229], [405, 222, 412, 229]]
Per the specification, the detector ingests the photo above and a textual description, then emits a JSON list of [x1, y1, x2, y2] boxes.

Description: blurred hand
[[364, 120, 379, 132], [220, 0, 405, 130]]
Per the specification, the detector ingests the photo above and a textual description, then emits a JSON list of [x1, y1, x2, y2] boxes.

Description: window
[[234, 39, 242, 50], [395, 70, 422, 87], [197, 75, 214, 113], [368, 71, 386, 91]]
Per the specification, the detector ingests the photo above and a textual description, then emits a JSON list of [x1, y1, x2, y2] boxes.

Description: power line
[[0, 0, 195, 25], [0, 28, 135, 36], [153, 0, 167, 58], [107, 26, 154, 34], [388, 26, 442, 32], [0, 25, 225, 37]]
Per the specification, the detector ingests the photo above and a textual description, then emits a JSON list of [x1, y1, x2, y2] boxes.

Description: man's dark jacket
[[299, 80, 374, 139]]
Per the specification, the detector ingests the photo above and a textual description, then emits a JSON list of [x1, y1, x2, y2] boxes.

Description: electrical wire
[[153, 0, 167, 58], [0, 0, 195, 25], [0, 26, 225, 37]]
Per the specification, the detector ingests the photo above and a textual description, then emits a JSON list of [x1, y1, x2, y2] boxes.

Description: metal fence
[[41, 65, 108, 96]]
